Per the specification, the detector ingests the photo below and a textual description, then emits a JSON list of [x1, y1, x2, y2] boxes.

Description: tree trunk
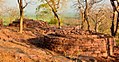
[[80, 9, 84, 29], [86, 18, 90, 30], [52, 9, 61, 28], [95, 22, 97, 32], [114, 1, 119, 36], [110, 0, 119, 36], [85, 0, 90, 30], [45, 0, 61, 28], [110, 0, 116, 36], [19, 0, 24, 33], [81, 20, 84, 29], [81, 12, 84, 29], [20, 9, 24, 33], [114, 11, 119, 36], [95, 15, 98, 32]]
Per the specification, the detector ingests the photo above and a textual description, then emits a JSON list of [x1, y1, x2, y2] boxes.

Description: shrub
[[48, 18, 58, 24]]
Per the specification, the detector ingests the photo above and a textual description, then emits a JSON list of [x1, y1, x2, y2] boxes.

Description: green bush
[[48, 18, 58, 24]]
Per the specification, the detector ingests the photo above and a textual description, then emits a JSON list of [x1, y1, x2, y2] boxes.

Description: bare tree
[[44, 0, 67, 28], [17, 0, 29, 33], [76, 0, 103, 30], [110, 0, 119, 36], [88, 5, 112, 32]]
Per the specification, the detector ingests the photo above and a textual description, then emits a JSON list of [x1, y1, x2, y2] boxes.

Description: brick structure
[[43, 35, 114, 57], [31, 26, 115, 57], [9, 18, 49, 28]]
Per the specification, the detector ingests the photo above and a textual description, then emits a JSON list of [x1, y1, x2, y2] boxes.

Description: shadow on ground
[[27, 35, 98, 62]]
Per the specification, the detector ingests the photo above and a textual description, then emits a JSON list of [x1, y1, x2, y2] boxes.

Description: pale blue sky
[[4, 0, 39, 14], [4, 0, 110, 16], [3, 0, 82, 15]]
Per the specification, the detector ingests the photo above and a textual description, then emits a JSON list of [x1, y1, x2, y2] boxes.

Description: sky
[[3, 0, 111, 16], [5, 0, 84, 15], [4, 0, 38, 14], [4, 0, 76, 15]]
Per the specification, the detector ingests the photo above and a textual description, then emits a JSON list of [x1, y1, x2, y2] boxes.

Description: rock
[[9, 18, 49, 28], [78, 55, 97, 62]]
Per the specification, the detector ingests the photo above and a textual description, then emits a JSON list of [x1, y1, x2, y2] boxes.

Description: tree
[[17, 0, 30, 33], [88, 5, 112, 32], [39, 0, 67, 28], [36, 3, 52, 20], [45, 0, 61, 28], [75, 0, 103, 30], [110, 0, 119, 36]]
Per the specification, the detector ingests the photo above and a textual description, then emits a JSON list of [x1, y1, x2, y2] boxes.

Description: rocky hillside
[[0, 19, 118, 62]]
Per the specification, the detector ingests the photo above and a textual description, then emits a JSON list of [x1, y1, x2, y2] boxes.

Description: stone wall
[[43, 35, 114, 57], [31, 27, 115, 57]]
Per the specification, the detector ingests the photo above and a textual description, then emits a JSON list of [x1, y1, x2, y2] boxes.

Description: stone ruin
[[30, 26, 115, 57], [9, 18, 49, 28], [9, 19, 115, 57]]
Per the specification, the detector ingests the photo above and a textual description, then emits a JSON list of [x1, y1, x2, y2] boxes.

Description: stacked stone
[[9, 18, 49, 28], [41, 27, 115, 57]]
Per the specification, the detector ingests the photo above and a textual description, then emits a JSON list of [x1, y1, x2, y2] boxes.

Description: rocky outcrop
[[1, 19, 116, 61]]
